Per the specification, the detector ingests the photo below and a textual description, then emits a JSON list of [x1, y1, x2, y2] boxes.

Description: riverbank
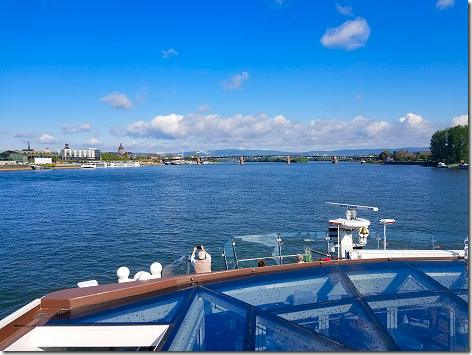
[[382, 161, 432, 166], [0, 164, 82, 172], [0, 161, 168, 171]]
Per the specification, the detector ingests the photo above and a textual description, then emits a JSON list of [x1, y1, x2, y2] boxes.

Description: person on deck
[[191, 245, 212, 273]]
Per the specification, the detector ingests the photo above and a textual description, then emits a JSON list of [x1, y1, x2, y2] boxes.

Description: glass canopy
[[46, 259, 468, 351]]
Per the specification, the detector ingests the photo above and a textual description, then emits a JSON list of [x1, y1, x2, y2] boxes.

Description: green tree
[[101, 153, 129, 162], [379, 150, 391, 161], [430, 125, 468, 164]]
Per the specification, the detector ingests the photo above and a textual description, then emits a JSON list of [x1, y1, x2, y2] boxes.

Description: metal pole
[[383, 224, 387, 250], [337, 225, 340, 259], [277, 233, 282, 265], [326, 233, 330, 256], [231, 238, 239, 269], [222, 250, 228, 270]]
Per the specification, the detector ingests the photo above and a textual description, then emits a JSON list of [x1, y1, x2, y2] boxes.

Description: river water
[[0, 162, 468, 319]]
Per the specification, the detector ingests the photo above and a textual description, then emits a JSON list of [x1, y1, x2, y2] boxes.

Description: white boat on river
[[81, 161, 140, 168], [81, 161, 107, 168], [437, 162, 448, 168], [107, 162, 140, 168]]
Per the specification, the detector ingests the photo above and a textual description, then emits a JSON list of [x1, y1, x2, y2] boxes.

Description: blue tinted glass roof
[[46, 259, 468, 351]]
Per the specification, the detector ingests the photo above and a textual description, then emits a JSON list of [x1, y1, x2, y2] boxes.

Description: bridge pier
[[286, 156, 290, 164], [239, 156, 244, 165], [196, 157, 201, 165]]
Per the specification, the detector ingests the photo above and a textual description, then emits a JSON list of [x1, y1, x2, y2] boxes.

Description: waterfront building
[[118, 143, 125, 155], [60, 143, 101, 161], [34, 157, 52, 165], [0, 151, 27, 164]]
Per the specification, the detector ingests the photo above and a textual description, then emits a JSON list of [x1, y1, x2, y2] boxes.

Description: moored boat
[[81, 161, 107, 168], [107, 162, 140, 168], [437, 162, 448, 168], [30, 164, 51, 170]]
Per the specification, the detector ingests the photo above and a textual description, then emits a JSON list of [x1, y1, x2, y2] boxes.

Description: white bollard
[[150, 262, 162, 278], [117, 266, 133, 283], [133, 271, 146, 281], [137, 272, 152, 280]]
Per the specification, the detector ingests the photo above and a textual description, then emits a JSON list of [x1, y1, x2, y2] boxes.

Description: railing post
[[231, 238, 239, 269], [222, 249, 228, 270], [277, 233, 283, 265]]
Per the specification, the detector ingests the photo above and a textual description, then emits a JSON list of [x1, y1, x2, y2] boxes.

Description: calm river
[[0, 162, 468, 319]]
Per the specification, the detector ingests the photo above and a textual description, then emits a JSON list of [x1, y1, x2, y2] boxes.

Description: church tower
[[118, 143, 125, 155]]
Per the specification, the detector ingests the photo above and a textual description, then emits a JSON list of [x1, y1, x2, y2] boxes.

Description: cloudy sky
[[0, 0, 467, 153]]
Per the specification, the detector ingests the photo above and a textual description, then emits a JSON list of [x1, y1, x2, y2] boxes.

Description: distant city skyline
[[0, 0, 467, 153]]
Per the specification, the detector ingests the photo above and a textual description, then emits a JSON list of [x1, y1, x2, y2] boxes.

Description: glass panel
[[222, 232, 325, 269], [341, 262, 441, 296], [255, 311, 352, 351], [211, 267, 354, 310], [453, 291, 468, 303], [275, 300, 393, 351], [47, 290, 190, 325], [367, 293, 468, 351], [166, 290, 248, 351], [223, 233, 281, 270], [162, 254, 190, 277], [409, 260, 468, 290]]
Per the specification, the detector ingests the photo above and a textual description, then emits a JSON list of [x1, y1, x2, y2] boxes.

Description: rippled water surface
[[0, 162, 468, 319]]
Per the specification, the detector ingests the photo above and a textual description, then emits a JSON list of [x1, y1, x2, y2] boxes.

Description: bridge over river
[[163, 154, 370, 164]]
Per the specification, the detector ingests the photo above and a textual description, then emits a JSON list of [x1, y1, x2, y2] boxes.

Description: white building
[[60, 144, 101, 161], [34, 157, 52, 165]]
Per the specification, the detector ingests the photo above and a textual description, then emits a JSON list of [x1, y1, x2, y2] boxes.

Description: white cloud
[[320, 17, 371, 51], [111, 110, 438, 152], [198, 104, 211, 114], [14, 131, 35, 138], [100, 92, 133, 110], [86, 138, 101, 145], [61, 123, 91, 134], [451, 115, 468, 126], [336, 3, 353, 16], [355, 94, 362, 100], [393, 112, 436, 144], [436, 0, 454, 9], [399, 112, 424, 125], [222, 72, 250, 90], [352, 115, 367, 122], [38, 134, 58, 144], [160, 48, 178, 59], [362, 121, 390, 137]]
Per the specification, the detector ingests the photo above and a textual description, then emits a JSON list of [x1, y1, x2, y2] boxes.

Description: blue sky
[[0, 0, 468, 154]]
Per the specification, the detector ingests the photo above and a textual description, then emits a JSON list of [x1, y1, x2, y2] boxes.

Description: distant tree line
[[101, 153, 130, 161], [430, 125, 468, 164]]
